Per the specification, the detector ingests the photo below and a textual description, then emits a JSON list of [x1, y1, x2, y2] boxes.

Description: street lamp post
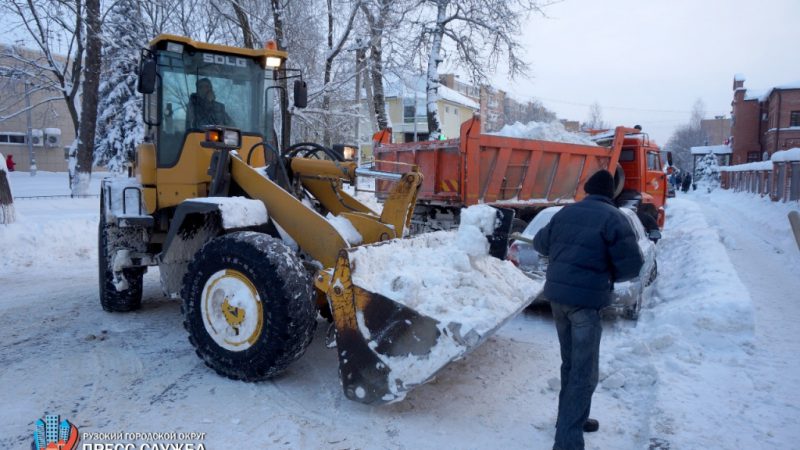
[[24, 82, 37, 176]]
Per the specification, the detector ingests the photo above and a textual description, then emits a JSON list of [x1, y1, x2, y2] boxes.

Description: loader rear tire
[[181, 231, 317, 381], [98, 197, 144, 312]]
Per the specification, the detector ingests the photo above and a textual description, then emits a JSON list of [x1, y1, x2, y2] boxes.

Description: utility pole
[[25, 82, 37, 176]]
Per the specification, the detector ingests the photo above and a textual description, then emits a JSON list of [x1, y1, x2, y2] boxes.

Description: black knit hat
[[584, 170, 615, 198]]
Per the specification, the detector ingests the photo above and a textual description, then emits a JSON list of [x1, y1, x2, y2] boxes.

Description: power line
[[520, 94, 729, 115]]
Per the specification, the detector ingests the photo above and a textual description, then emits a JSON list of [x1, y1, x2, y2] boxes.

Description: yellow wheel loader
[[99, 34, 522, 404]]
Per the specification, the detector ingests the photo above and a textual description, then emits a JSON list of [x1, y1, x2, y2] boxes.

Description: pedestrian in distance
[[533, 169, 644, 450], [681, 172, 692, 193], [5, 154, 15, 172]]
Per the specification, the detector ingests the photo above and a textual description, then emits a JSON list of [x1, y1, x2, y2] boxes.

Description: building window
[[746, 152, 761, 162], [404, 132, 429, 142], [790, 111, 800, 127], [0, 133, 26, 145]]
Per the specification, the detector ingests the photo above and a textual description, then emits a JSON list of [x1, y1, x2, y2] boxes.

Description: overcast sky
[[496, 0, 800, 145], [3, 0, 798, 146]]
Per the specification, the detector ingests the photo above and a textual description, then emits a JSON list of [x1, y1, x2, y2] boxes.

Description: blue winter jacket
[[532, 195, 644, 309]]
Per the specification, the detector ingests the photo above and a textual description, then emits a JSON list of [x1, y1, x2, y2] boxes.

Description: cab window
[[646, 152, 661, 171], [619, 149, 635, 162]]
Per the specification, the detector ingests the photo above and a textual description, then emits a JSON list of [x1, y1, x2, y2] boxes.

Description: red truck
[[373, 116, 668, 233]]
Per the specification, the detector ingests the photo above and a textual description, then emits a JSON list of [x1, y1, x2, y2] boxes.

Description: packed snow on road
[[1, 171, 799, 449]]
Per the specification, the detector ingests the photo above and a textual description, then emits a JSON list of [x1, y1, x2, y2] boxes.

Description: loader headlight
[[201, 126, 242, 150], [333, 144, 357, 161], [265, 56, 282, 68]]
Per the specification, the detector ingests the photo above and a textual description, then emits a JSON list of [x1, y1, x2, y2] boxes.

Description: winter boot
[[583, 418, 599, 433]]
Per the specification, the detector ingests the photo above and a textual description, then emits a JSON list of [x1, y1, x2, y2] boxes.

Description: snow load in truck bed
[[489, 120, 597, 146]]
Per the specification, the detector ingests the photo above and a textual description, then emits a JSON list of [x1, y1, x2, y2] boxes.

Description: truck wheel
[[98, 198, 144, 312], [181, 231, 317, 381]]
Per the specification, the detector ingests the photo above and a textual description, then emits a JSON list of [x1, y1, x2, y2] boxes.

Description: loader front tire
[[181, 231, 317, 381], [98, 198, 144, 312]]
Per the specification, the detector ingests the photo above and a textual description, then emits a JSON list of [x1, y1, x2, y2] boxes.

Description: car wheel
[[645, 261, 658, 287]]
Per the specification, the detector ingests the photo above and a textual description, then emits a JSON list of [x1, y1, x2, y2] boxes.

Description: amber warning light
[[202, 127, 241, 150]]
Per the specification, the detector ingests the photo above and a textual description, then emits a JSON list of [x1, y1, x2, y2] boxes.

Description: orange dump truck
[[373, 116, 667, 233]]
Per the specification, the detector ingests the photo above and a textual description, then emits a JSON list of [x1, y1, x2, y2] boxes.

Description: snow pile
[[326, 213, 362, 245], [598, 197, 757, 448], [348, 205, 541, 396], [351, 205, 537, 334], [192, 197, 268, 229], [0, 199, 97, 272], [771, 147, 800, 162], [490, 121, 597, 146]]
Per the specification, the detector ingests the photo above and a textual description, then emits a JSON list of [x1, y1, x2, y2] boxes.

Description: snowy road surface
[[1, 172, 799, 449]]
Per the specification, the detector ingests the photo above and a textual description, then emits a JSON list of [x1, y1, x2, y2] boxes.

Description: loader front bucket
[[316, 235, 534, 405]]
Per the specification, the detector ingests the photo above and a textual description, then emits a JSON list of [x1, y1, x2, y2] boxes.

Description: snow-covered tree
[[666, 98, 709, 171], [0, 153, 14, 224], [585, 101, 605, 129], [94, 0, 148, 172], [2, 0, 104, 194], [695, 152, 720, 192], [415, 0, 545, 140]]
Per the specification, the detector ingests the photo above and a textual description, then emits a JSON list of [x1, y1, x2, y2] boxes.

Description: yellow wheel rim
[[201, 269, 264, 351]]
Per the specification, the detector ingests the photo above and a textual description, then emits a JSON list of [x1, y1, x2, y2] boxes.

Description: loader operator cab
[[186, 77, 234, 130], [136, 35, 308, 210]]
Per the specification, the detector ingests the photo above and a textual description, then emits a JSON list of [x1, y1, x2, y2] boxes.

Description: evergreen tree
[[696, 152, 721, 192], [94, 0, 148, 172]]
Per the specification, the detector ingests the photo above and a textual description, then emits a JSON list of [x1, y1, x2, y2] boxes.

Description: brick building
[[730, 74, 800, 164], [439, 74, 507, 132], [0, 45, 74, 171], [700, 116, 731, 146]]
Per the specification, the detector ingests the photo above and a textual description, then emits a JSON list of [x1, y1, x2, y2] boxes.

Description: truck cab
[[596, 131, 667, 229]]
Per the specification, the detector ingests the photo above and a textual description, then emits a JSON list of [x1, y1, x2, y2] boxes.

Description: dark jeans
[[551, 302, 602, 450]]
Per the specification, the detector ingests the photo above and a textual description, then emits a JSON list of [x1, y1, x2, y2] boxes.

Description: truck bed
[[374, 117, 627, 209]]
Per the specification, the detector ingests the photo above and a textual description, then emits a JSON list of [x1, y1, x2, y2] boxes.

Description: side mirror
[[648, 229, 662, 243], [293, 80, 307, 108], [137, 57, 157, 94], [666, 151, 674, 167]]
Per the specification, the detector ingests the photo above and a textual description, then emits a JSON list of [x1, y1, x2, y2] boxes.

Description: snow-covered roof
[[437, 85, 479, 109], [743, 89, 766, 101], [771, 147, 800, 162], [752, 81, 800, 102], [691, 144, 731, 155], [385, 85, 478, 110], [384, 75, 479, 110], [719, 161, 773, 172]]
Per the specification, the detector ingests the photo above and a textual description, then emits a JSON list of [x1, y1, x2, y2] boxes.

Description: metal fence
[[721, 161, 799, 202]]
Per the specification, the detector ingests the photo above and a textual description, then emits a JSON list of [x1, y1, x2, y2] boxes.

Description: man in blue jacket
[[534, 169, 644, 450]]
